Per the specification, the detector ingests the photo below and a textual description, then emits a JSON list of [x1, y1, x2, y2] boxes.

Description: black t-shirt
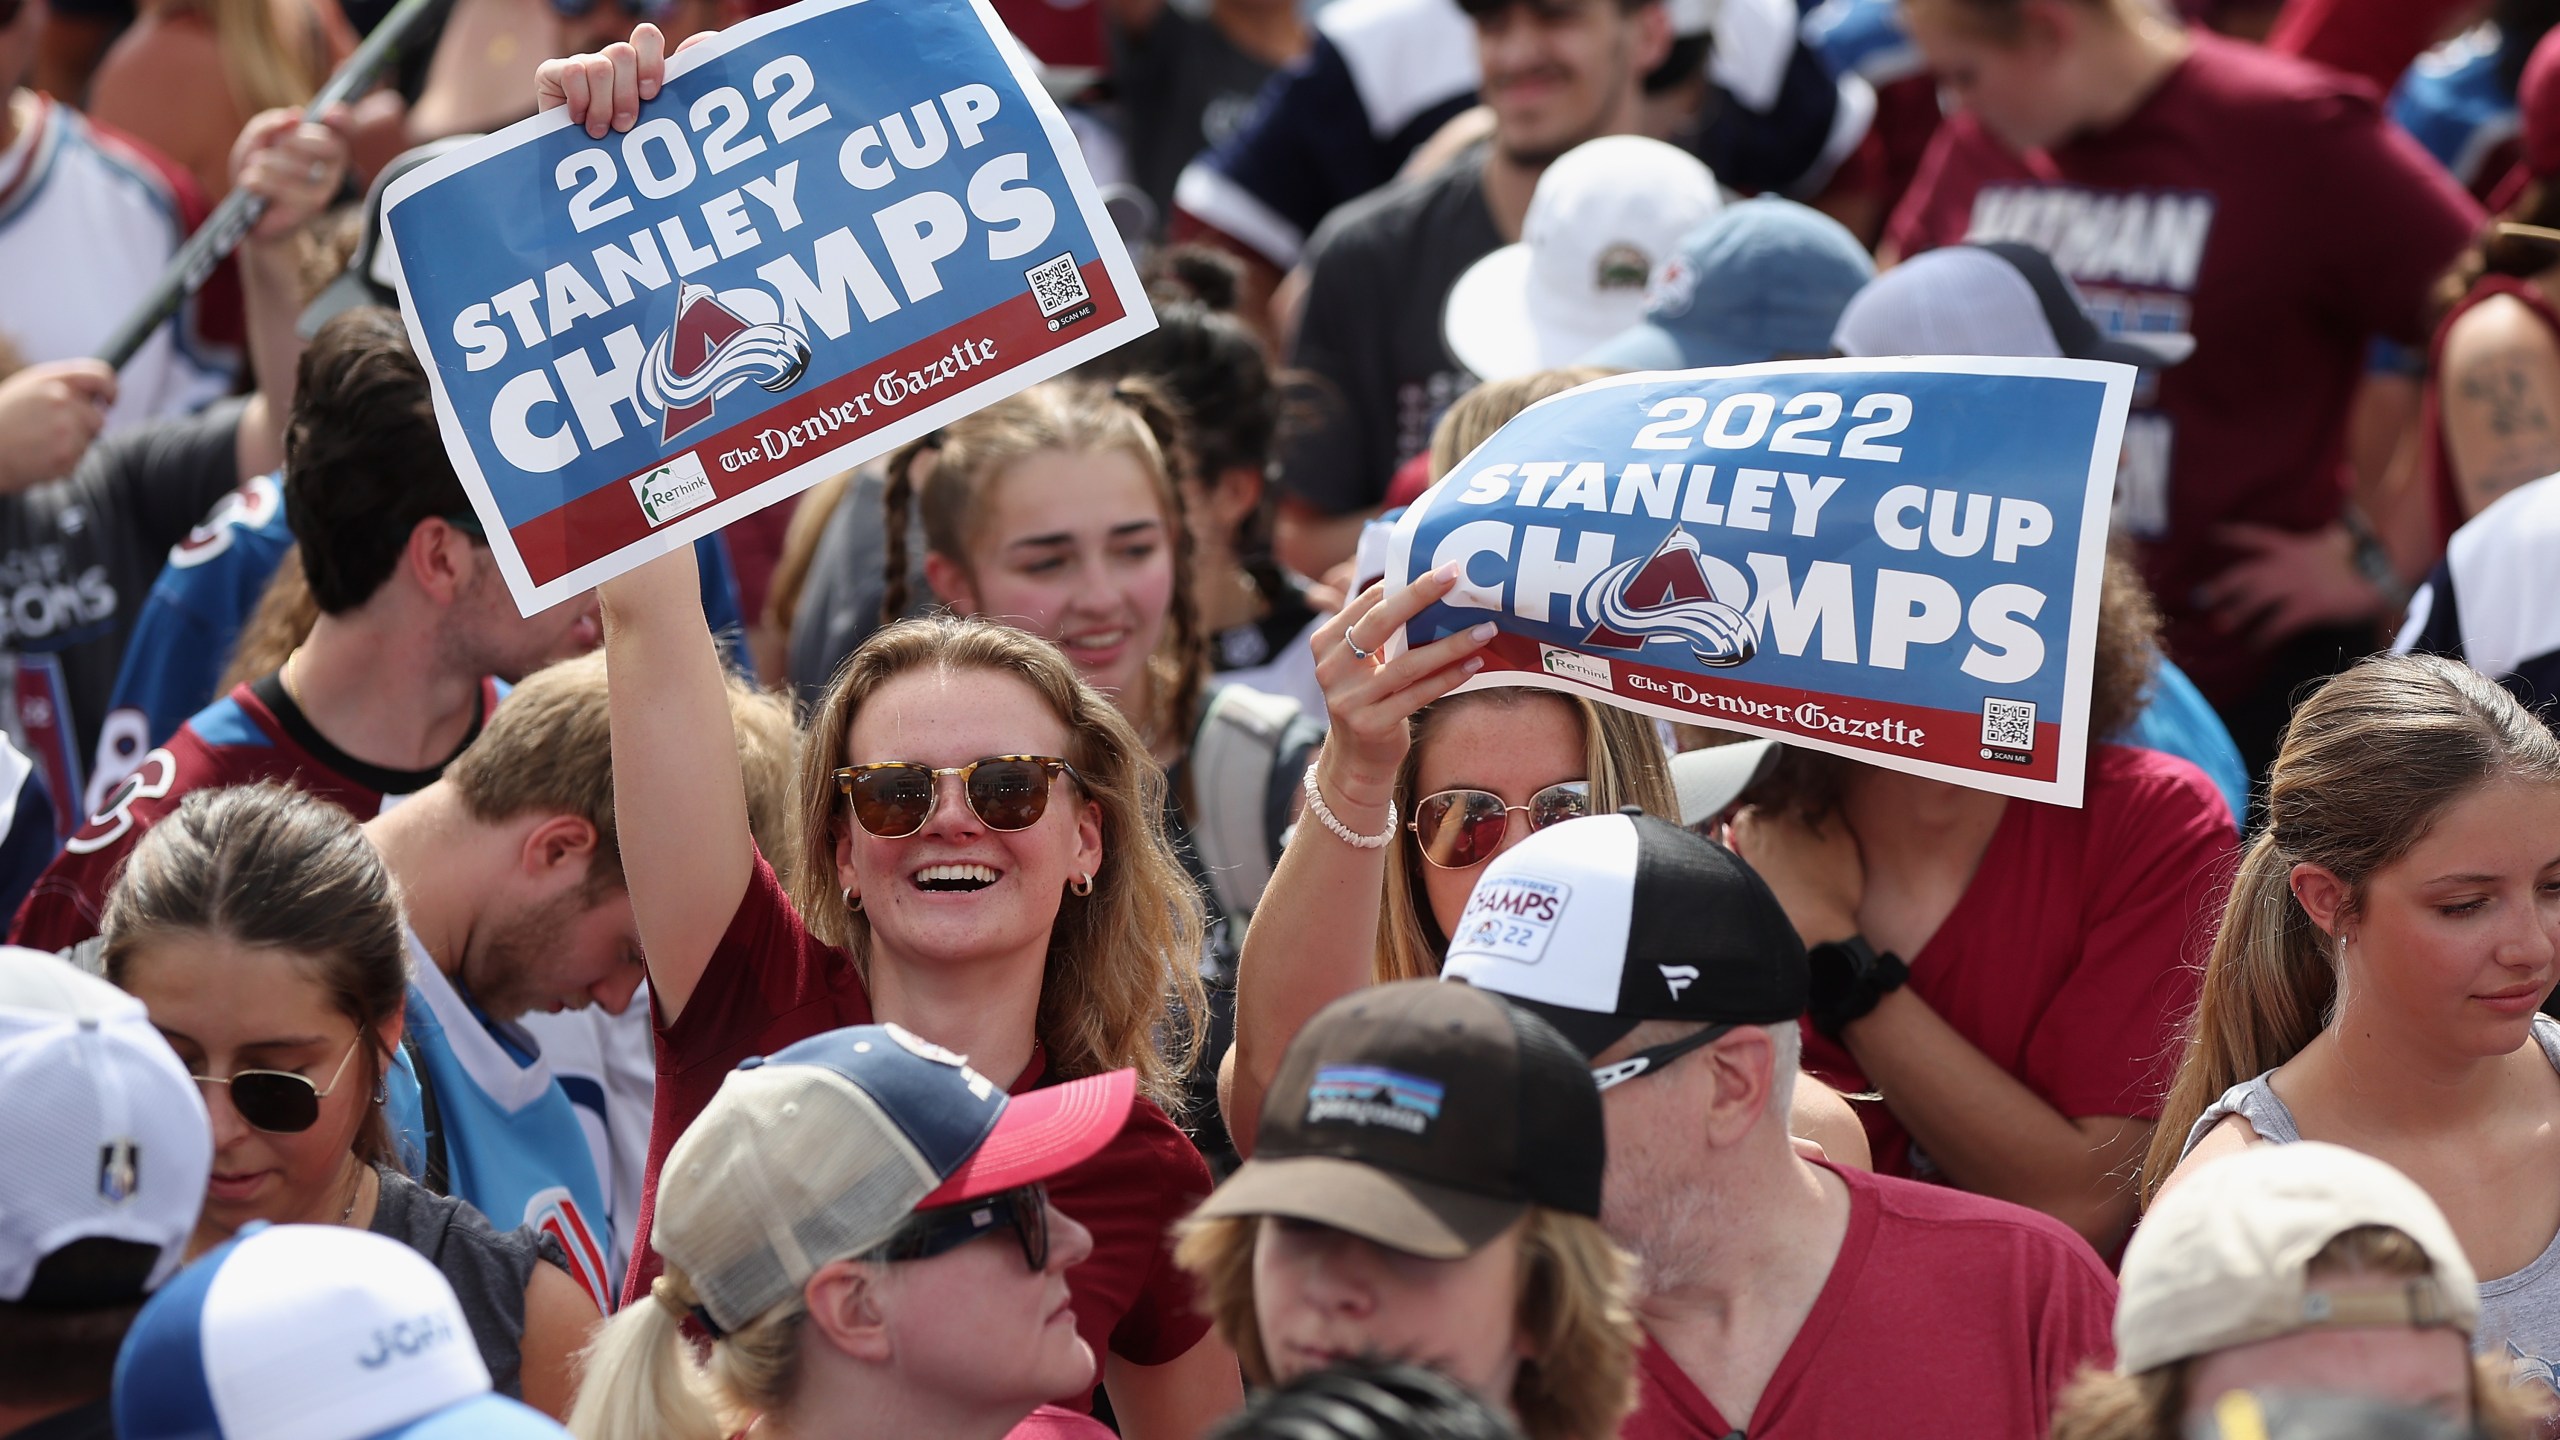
[[1210, 580, 1317, 675], [1112, 9, 1279, 233], [369, 1165, 567, 1401], [1278, 146, 1500, 517], [0, 399, 245, 828]]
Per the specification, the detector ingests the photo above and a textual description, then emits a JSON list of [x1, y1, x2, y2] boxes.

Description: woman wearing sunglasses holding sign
[[99, 782, 601, 1417], [597, 558, 1239, 1437]]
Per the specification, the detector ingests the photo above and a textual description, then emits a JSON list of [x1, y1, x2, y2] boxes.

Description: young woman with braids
[[545, 34, 1245, 1440], [877, 377, 1322, 1166], [2151, 653, 2560, 1398]]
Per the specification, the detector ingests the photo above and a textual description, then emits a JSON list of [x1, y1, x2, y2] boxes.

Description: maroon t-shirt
[[1885, 33, 2480, 702], [1621, 1163, 2118, 1439], [629, 856, 1216, 1401], [1801, 745, 2236, 1182]]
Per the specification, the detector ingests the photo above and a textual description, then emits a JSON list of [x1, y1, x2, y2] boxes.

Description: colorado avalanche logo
[[638, 283, 813, 441], [1576, 527, 1758, 668]]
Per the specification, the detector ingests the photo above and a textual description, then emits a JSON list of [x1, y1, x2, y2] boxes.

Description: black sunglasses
[[867, 1183, 1051, 1272], [1591, 1024, 1733, 1092], [834, 756, 1081, 839], [1409, 782, 1591, 869], [190, 1036, 364, 1133]]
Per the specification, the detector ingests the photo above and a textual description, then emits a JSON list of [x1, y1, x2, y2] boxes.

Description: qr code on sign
[[1981, 698, 2037, 751], [1026, 253, 1090, 319]]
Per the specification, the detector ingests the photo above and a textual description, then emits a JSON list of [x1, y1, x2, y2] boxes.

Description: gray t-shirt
[[2184, 1015, 2560, 1397], [368, 1165, 567, 1399]]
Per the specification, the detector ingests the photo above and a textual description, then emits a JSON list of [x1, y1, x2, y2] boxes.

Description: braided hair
[[876, 379, 1210, 754]]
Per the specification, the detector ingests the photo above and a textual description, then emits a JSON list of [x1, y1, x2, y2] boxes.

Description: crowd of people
[[6, 0, 2560, 1436]]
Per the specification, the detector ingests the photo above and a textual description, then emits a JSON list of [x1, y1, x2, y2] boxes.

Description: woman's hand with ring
[[1308, 566, 1500, 812]]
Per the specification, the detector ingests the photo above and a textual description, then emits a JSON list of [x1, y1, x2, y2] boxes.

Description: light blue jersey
[[387, 931, 615, 1310]]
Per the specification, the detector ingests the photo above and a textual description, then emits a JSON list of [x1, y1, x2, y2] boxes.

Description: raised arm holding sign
[[386, 0, 1153, 615]]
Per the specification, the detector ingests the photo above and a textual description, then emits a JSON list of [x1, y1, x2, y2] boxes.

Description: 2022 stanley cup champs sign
[[1384, 358, 2135, 807], [379, 0, 1152, 612]]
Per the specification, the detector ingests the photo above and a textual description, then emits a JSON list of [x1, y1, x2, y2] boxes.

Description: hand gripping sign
[[1383, 358, 2134, 807], [380, 0, 1152, 613]]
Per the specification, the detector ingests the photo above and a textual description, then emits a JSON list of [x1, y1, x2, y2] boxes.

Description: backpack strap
[[1187, 683, 1310, 924]]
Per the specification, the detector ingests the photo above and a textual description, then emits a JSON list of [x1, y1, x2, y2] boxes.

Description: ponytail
[[2141, 654, 2560, 1203], [567, 1274, 731, 1440], [568, 1268, 810, 1440]]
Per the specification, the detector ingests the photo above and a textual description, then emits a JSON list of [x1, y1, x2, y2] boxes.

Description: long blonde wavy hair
[[1173, 1207, 1642, 1440], [2141, 654, 2560, 1202], [787, 614, 1207, 1109]]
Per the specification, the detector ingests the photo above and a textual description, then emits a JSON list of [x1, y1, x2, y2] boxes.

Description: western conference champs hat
[[115, 1225, 570, 1440], [2115, 1142, 2479, 1377], [1440, 812, 1807, 1058], [0, 945, 210, 1308], [1195, 980, 1604, 1259], [655, 1023, 1136, 1336]]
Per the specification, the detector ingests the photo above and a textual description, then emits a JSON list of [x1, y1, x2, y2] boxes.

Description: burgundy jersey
[[12, 673, 497, 951]]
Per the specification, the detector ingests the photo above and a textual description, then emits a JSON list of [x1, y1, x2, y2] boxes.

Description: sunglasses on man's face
[[867, 1183, 1052, 1272], [1408, 781, 1591, 869], [190, 1036, 363, 1133], [833, 756, 1081, 839]]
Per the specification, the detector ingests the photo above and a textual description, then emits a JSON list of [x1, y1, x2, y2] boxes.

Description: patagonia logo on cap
[[1306, 1066, 1445, 1136], [1452, 877, 1569, 965]]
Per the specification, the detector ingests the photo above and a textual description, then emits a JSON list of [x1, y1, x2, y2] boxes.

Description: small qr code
[[1026, 253, 1090, 318], [1981, 698, 2037, 751]]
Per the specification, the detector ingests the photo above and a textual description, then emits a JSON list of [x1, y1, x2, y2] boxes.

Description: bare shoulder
[[2445, 291, 2560, 370], [2150, 1112, 2261, 1204]]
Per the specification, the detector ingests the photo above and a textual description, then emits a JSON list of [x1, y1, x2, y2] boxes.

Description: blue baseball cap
[[1583, 198, 1875, 371], [654, 1024, 1136, 1335], [115, 1224, 570, 1440]]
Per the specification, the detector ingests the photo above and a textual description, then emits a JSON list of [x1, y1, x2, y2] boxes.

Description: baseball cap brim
[[1192, 1154, 1527, 1260], [368, 1392, 571, 1439], [1443, 243, 1541, 382], [1669, 738, 1782, 826], [917, 1066, 1136, 1206]]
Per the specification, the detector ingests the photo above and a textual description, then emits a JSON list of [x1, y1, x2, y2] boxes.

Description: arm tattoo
[[2456, 357, 2560, 502]]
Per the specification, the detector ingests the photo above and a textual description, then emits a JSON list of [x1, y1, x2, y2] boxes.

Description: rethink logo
[[1538, 644, 1613, 691], [631, 453, 715, 528]]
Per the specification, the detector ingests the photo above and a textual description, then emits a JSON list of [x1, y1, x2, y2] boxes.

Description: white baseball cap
[[2114, 1142, 2479, 1377], [1443, 136, 1723, 382], [1832, 242, 2195, 366], [114, 1224, 571, 1440], [0, 945, 210, 1307]]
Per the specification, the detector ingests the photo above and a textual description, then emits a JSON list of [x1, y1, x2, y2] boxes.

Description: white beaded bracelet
[[1301, 766, 1397, 850]]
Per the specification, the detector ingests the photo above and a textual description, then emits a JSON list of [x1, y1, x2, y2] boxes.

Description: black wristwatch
[[1806, 935, 1909, 1040]]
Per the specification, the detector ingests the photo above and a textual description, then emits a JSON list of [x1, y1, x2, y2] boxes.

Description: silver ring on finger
[[1344, 631, 1377, 662]]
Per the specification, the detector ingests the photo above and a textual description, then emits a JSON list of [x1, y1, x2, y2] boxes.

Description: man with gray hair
[[1442, 811, 2118, 1438]]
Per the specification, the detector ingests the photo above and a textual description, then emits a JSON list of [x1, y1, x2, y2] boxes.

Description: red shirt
[[629, 857, 1216, 1401], [1007, 1406, 1119, 1440], [1885, 34, 2480, 703], [1622, 1163, 2117, 1439], [12, 674, 497, 950], [1801, 746, 2235, 1182]]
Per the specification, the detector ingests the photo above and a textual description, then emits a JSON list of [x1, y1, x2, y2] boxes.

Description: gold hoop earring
[[843, 887, 863, 914], [1070, 874, 1093, 897]]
